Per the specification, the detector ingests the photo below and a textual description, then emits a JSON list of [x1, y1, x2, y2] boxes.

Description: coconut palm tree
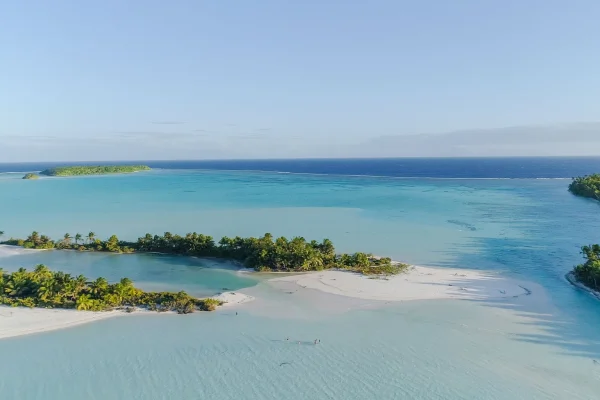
[[76, 294, 93, 310], [33, 264, 52, 280], [4, 270, 30, 297], [63, 233, 72, 246], [74, 274, 87, 294], [87, 231, 96, 244], [28, 231, 40, 245], [0, 268, 5, 293], [120, 277, 133, 288], [0, 230, 4, 240], [36, 279, 55, 303], [74, 233, 82, 245], [59, 280, 78, 302], [89, 277, 109, 296]]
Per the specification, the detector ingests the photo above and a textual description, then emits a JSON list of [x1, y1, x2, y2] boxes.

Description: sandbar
[[269, 265, 531, 302]]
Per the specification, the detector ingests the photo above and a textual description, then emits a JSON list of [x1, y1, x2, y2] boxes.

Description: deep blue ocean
[[2, 156, 600, 178]]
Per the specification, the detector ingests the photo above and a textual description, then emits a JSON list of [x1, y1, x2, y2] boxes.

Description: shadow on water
[[432, 233, 600, 360], [459, 287, 600, 360]]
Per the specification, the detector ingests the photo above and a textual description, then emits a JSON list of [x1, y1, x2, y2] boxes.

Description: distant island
[[1, 231, 406, 276], [568, 174, 600, 201], [568, 245, 600, 299], [0, 265, 221, 313], [22, 173, 39, 180], [39, 165, 151, 177]]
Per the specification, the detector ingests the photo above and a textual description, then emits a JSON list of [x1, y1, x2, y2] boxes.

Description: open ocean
[[1, 157, 600, 399]]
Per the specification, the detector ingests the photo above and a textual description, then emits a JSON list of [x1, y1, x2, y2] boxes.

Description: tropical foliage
[[573, 245, 600, 291], [2, 231, 407, 275], [568, 174, 600, 201], [22, 173, 39, 180], [39, 165, 151, 176], [0, 265, 221, 313]]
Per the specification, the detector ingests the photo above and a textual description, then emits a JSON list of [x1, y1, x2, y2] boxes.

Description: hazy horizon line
[[2, 154, 600, 165]]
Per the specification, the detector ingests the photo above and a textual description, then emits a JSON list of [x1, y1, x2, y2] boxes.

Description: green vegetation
[[573, 245, 600, 292], [39, 165, 151, 177], [568, 174, 600, 201], [2, 231, 407, 275], [22, 173, 39, 180], [0, 265, 221, 313]]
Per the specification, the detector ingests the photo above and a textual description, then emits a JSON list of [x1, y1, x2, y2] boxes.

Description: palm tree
[[90, 277, 109, 296], [33, 264, 51, 280], [0, 268, 5, 293], [63, 233, 72, 245], [28, 231, 40, 245], [36, 278, 56, 303], [59, 281, 78, 302], [74, 233, 82, 245], [76, 294, 93, 311], [120, 277, 133, 288], [87, 231, 96, 244], [4, 271, 30, 297], [74, 274, 87, 294], [0, 231, 4, 240]]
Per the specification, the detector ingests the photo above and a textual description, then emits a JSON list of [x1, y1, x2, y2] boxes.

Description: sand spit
[[0, 307, 125, 340], [0, 291, 254, 340], [269, 266, 531, 302]]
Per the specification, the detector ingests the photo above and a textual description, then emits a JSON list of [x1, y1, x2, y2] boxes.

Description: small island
[[0, 231, 534, 339], [568, 244, 600, 299], [39, 165, 151, 177], [568, 174, 600, 201], [0, 265, 221, 313], [1, 230, 406, 275], [22, 173, 39, 180]]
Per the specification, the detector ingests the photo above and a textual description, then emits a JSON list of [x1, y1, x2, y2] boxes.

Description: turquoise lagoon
[[1, 169, 600, 399]]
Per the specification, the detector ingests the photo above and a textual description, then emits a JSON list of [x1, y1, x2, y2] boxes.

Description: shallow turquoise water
[[1, 170, 600, 399], [0, 251, 257, 297]]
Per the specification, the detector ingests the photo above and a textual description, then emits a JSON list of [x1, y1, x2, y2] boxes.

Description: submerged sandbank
[[269, 266, 532, 302]]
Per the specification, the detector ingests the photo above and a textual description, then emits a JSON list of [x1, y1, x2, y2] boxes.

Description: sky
[[1, 0, 600, 161]]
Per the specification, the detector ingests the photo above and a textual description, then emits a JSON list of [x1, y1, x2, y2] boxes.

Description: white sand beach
[[0, 244, 45, 258], [0, 262, 527, 340], [0, 307, 123, 340], [0, 292, 255, 340], [215, 291, 255, 306], [269, 266, 532, 302]]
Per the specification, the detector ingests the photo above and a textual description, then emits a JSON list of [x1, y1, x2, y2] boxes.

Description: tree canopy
[[2, 230, 407, 275], [0, 265, 221, 313], [573, 244, 600, 292], [39, 165, 151, 176], [568, 174, 600, 201], [22, 173, 39, 180]]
